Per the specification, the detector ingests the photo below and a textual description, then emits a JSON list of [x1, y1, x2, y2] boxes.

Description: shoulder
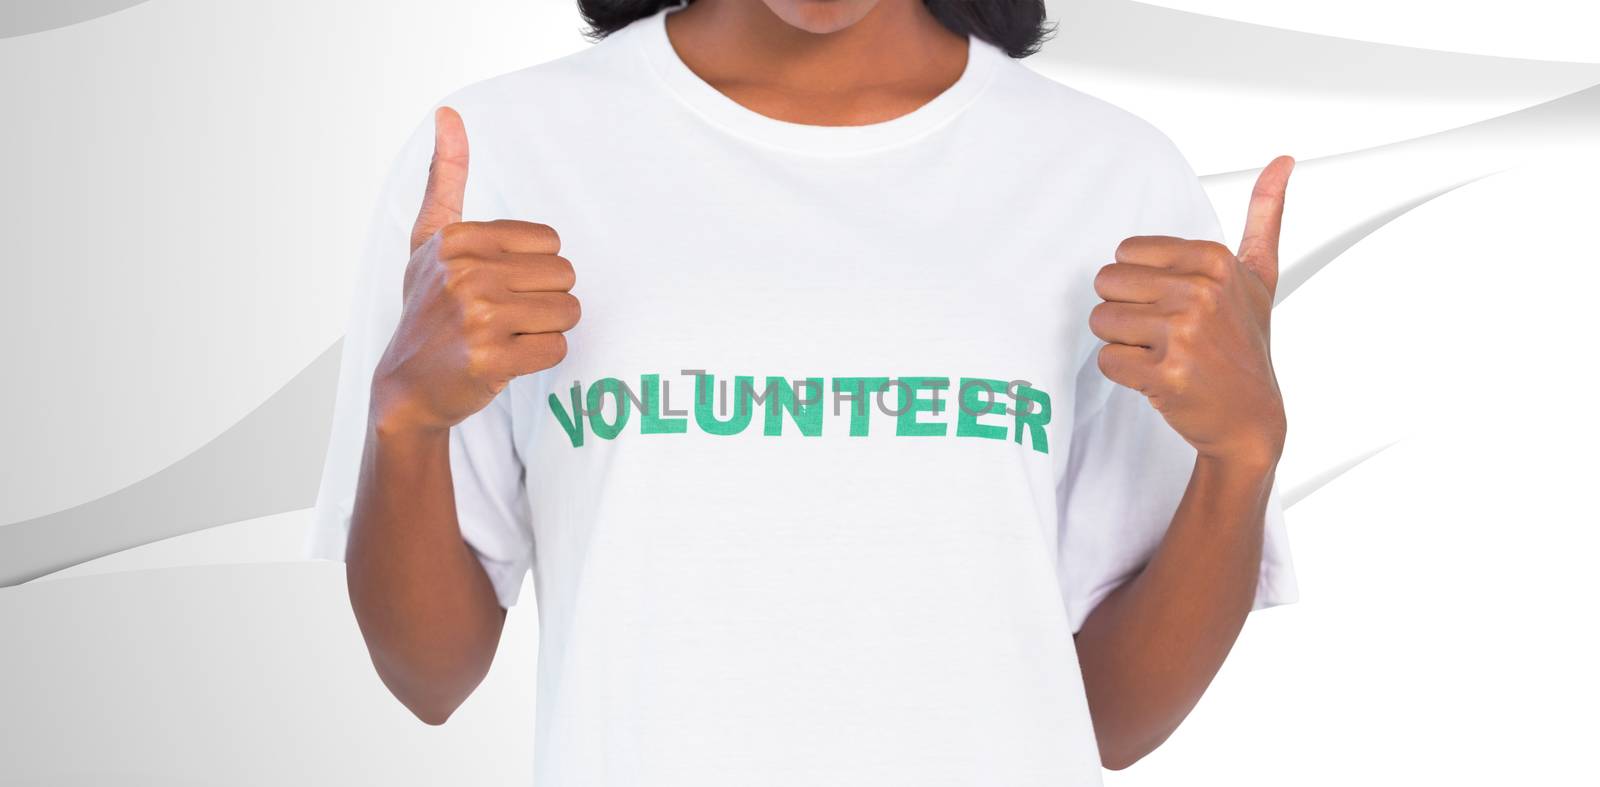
[[437, 25, 641, 119], [985, 59, 1218, 232], [986, 57, 1200, 180], [376, 26, 645, 211], [979, 59, 1223, 243]]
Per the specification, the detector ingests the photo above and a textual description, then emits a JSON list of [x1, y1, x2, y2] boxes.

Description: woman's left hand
[[1089, 156, 1295, 470]]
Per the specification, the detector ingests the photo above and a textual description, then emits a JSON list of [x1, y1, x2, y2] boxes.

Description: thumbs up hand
[[371, 107, 580, 434], [1090, 156, 1294, 468]]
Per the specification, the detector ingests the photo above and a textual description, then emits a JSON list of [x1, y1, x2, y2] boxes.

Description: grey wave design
[[5, 50, 1597, 588], [1275, 176, 1490, 304], [1285, 442, 1397, 508], [1203, 82, 1600, 303], [0, 0, 153, 39], [1042, 0, 1600, 99], [0, 342, 341, 587]]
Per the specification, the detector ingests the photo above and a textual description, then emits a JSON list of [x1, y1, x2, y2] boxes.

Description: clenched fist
[[1090, 156, 1294, 468], [371, 107, 580, 434]]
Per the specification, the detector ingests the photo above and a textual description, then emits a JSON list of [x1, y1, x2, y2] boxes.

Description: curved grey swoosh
[[1286, 442, 1397, 508], [4, 66, 1596, 587], [0, 342, 341, 587], [1203, 82, 1600, 182], [1041, 0, 1600, 100], [1202, 82, 1600, 303], [1273, 175, 1490, 304], [0, 0, 153, 39]]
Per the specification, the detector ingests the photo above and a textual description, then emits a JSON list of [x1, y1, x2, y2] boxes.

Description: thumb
[[410, 106, 470, 253], [1236, 154, 1294, 295]]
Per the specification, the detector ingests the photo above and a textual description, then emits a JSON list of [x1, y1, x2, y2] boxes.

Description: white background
[[1, 1, 1596, 784]]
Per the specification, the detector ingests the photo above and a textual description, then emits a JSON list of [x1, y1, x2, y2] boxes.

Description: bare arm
[[1080, 156, 1296, 768], [1073, 455, 1272, 768], [343, 106, 578, 724], [345, 422, 507, 725]]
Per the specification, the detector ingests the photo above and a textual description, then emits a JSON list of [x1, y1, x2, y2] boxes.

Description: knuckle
[[566, 292, 585, 326], [1196, 239, 1232, 259], [465, 345, 498, 380], [1213, 258, 1236, 282], [463, 299, 498, 330], [1088, 302, 1111, 334], [1093, 263, 1116, 295], [1185, 275, 1222, 311], [1167, 317, 1197, 347], [438, 222, 471, 255], [1119, 235, 1190, 264], [1194, 241, 1235, 278], [543, 223, 563, 248], [441, 263, 477, 296], [1095, 344, 1117, 376], [548, 254, 577, 290], [557, 293, 583, 327], [521, 222, 561, 252], [533, 333, 568, 369], [1158, 358, 1191, 394]]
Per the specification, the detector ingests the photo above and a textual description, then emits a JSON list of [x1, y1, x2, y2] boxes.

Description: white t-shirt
[[309, 5, 1297, 785]]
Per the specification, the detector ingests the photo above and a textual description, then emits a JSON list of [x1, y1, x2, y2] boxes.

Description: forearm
[[345, 416, 507, 725], [1073, 454, 1274, 769]]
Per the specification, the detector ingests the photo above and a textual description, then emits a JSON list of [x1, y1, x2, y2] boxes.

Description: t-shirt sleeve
[[448, 391, 536, 609], [304, 109, 536, 609], [1056, 137, 1299, 633]]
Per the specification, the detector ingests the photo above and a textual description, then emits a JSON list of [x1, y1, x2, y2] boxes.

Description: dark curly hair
[[578, 0, 1053, 58]]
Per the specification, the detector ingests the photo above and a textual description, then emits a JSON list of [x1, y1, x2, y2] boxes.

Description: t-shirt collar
[[630, 2, 1005, 156]]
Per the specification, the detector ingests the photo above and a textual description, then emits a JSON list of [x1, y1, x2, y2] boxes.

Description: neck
[[665, 0, 968, 125]]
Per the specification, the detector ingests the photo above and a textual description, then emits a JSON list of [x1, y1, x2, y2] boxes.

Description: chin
[[763, 0, 881, 35]]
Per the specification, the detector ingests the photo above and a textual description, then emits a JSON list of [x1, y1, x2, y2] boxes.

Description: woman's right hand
[[371, 107, 580, 434]]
